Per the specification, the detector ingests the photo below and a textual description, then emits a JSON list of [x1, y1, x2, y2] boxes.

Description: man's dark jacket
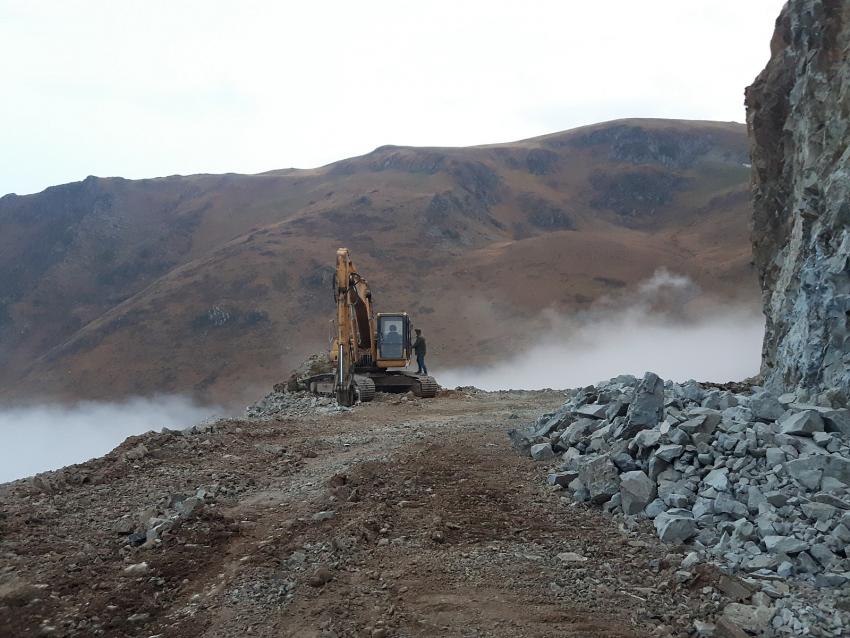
[[413, 336, 426, 356]]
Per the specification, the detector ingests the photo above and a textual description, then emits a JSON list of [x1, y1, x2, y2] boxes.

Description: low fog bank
[[439, 271, 765, 391], [0, 396, 222, 484]]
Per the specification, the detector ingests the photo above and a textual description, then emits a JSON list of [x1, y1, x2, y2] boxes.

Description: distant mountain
[[0, 118, 757, 405]]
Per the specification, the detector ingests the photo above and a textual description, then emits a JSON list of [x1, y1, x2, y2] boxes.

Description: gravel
[[245, 391, 352, 420]]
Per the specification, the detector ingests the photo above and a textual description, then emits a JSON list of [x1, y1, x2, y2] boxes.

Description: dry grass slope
[[0, 118, 756, 404]]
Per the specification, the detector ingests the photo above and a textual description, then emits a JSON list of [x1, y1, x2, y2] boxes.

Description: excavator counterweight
[[304, 248, 438, 406]]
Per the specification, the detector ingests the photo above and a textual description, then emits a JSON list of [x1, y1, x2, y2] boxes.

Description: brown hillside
[[0, 118, 757, 405]]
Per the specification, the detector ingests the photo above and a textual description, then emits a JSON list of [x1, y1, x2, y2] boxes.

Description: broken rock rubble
[[246, 391, 352, 420], [114, 485, 219, 548], [512, 372, 850, 636]]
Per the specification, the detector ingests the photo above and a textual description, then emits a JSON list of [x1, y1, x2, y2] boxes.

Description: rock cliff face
[[746, 0, 850, 405]]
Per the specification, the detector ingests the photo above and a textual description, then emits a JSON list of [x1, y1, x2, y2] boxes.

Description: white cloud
[[0, 396, 221, 483], [0, 0, 785, 195], [439, 271, 766, 391]]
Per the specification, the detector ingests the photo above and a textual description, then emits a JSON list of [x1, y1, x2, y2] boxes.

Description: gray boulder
[[763, 535, 809, 554], [795, 469, 824, 491], [507, 428, 536, 455], [765, 447, 786, 467], [764, 490, 788, 507], [785, 455, 850, 485], [547, 472, 578, 487], [668, 428, 691, 446], [811, 492, 850, 509], [822, 409, 850, 436], [611, 452, 639, 472], [722, 406, 754, 423], [715, 493, 749, 518], [577, 454, 620, 504], [680, 380, 705, 403], [722, 603, 775, 634], [779, 410, 824, 436], [686, 408, 722, 432], [647, 455, 670, 482], [621, 372, 664, 437], [175, 497, 203, 519], [531, 406, 572, 437], [692, 497, 715, 519], [797, 551, 820, 574], [749, 392, 785, 422], [703, 468, 730, 492], [530, 443, 555, 461], [644, 498, 667, 518], [619, 470, 656, 515], [747, 486, 767, 513], [801, 501, 837, 521], [831, 523, 850, 543], [633, 429, 661, 449], [821, 476, 847, 491], [654, 509, 698, 543], [813, 431, 834, 446], [568, 477, 588, 502], [809, 543, 837, 568], [574, 403, 608, 419], [559, 419, 596, 446], [654, 444, 684, 462], [605, 400, 630, 420], [679, 415, 711, 436]]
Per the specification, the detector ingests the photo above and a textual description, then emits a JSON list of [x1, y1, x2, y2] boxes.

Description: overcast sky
[[0, 0, 785, 197]]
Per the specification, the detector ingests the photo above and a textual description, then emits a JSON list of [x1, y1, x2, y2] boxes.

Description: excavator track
[[354, 375, 376, 403], [412, 375, 439, 398]]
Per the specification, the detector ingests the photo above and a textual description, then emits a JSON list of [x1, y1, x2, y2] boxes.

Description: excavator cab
[[376, 313, 410, 364]]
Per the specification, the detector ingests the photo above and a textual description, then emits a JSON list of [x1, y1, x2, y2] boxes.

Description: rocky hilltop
[[747, 0, 850, 406]]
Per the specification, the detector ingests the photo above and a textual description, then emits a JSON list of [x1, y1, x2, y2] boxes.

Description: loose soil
[[0, 390, 723, 637]]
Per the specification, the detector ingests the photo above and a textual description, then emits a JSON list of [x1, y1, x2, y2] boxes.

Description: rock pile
[[114, 485, 215, 548], [513, 372, 850, 587], [246, 391, 351, 420], [275, 353, 334, 393], [514, 372, 850, 634]]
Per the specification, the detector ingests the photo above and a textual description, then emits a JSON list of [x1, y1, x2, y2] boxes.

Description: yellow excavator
[[304, 248, 439, 406]]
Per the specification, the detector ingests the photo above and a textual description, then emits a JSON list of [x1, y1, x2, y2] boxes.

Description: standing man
[[412, 328, 427, 375]]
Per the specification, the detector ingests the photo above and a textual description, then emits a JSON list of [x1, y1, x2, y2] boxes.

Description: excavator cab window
[[377, 314, 408, 360]]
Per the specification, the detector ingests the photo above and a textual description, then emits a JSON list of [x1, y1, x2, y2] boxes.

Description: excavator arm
[[333, 248, 376, 404]]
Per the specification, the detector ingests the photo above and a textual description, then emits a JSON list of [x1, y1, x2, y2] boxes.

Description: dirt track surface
[[0, 391, 723, 638]]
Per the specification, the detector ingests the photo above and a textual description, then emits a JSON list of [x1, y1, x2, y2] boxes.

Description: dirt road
[[0, 390, 723, 637]]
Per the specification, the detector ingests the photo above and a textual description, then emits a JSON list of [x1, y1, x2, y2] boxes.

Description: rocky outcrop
[[746, 1, 850, 405], [569, 123, 719, 169], [589, 169, 686, 218], [517, 193, 574, 230]]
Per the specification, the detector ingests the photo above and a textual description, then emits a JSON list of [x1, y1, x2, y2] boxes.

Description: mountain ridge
[[0, 117, 757, 404]]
